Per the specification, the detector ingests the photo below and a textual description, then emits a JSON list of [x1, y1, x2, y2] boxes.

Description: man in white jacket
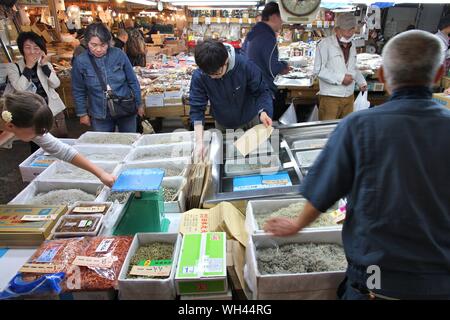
[[313, 13, 367, 120]]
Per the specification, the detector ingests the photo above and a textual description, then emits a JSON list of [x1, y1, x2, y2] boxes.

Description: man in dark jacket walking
[[242, 2, 290, 120], [189, 40, 273, 160]]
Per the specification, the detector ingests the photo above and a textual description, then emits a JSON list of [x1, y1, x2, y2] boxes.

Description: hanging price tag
[[72, 256, 117, 269], [248, 18, 252, 24], [316, 20, 323, 28], [205, 17, 211, 25], [193, 17, 199, 25], [226, 18, 231, 24], [217, 17, 221, 24], [324, 21, 330, 28], [307, 23, 313, 29], [239, 18, 243, 24]]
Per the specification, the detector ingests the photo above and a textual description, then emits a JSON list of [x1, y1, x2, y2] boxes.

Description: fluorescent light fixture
[[125, 0, 157, 6]]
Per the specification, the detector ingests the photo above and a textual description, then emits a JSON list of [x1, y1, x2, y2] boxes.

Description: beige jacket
[[313, 35, 366, 98], [6, 59, 66, 116]]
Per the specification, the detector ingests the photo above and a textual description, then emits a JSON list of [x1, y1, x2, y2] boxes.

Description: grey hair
[[84, 22, 112, 45], [382, 30, 444, 89]]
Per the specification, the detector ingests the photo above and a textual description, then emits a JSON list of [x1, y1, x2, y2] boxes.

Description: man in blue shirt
[[242, 2, 290, 121], [264, 30, 450, 299], [190, 40, 273, 159]]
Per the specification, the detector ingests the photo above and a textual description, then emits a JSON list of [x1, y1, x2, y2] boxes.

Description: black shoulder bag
[[87, 55, 137, 118]]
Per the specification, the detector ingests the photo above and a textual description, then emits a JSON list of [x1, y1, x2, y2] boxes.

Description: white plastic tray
[[76, 131, 140, 146], [224, 155, 282, 177], [134, 131, 194, 147], [125, 143, 193, 162], [73, 144, 132, 162], [292, 139, 328, 150], [296, 150, 322, 168]]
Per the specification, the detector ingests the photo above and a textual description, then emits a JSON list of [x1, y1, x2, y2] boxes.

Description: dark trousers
[[272, 90, 288, 121]]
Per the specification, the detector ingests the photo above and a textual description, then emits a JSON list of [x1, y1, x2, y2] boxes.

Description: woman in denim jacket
[[71, 23, 144, 132]]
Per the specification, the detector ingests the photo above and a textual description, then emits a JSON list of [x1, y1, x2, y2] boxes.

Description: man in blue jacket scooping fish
[[189, 40, 274, 161]]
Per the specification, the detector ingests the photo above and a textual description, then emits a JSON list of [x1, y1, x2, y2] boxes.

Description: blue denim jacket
[[302, 86, 450, 298], [71, 47, 142, 119]]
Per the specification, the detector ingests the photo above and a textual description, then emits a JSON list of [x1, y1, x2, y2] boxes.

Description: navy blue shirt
[[242, 22, 288, 93], [302, 87, 450, 298], [189, 54, 273, 128]]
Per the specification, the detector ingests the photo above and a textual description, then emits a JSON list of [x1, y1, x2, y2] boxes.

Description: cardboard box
[[164, 97, 183, 105], [0, 205, 67, 247], [145, 94, 165, 107], [180, 289, 232, 300], [432, 93, 450, 109], [179, 202, 248, 247], [175, 232, 227, 295]]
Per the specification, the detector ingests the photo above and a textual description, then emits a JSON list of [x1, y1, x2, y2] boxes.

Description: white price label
[[324, 21, 330, 28], [307, 23, 313, 29], [95, 239, 114, 253], [248, 18, 252, 24], [226, 18, 231, 24], [72, 206, 106, 214], [239, 18, 243, 24], [193, 17, 199, 25], [130, 265, 172, 277], [316, 21, 323, 28], [21, 214, 58, 222], [217, 17, 221, 24], [205, 17, 211, 25], [20, 263, 64, 274], [72, 256, 117, 269]]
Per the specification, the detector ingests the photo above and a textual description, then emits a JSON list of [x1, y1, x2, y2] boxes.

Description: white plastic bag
[[307, 105, 319, 122], [353, 91, 370, 112], [279, 102, 298, 125]]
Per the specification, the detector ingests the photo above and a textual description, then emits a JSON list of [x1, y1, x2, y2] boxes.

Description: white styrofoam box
[[95, 187, 131, 235], [163, 97, 183, 106], [245, 230, 345, 300], [245, 199, 342, 235], [73, 144, 132, 162], [134, 131, 194, 147], [162, 177, 186, 213], [124, 142, 193, 162], [37, 161, 119, 183], [18, 139, 78, 182], [120, 157, 192, 178], [9, 180, 103, 206], [145, 94, 164, 107], [19, 149, 48, 182], [76, 131, 141, 146], [118, 233, 182, 300], [224, 155, 282, 177], [164, 88, 183, 98]]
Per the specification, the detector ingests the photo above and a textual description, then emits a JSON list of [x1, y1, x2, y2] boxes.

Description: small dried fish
[[257, 243, 347, 275]]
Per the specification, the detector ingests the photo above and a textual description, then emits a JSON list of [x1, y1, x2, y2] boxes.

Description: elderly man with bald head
[[265, 30, 450, 300]]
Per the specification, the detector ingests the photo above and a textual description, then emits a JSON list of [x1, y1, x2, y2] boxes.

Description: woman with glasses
[[6, 31, 68, 152], [71, 23, 144, 132]]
